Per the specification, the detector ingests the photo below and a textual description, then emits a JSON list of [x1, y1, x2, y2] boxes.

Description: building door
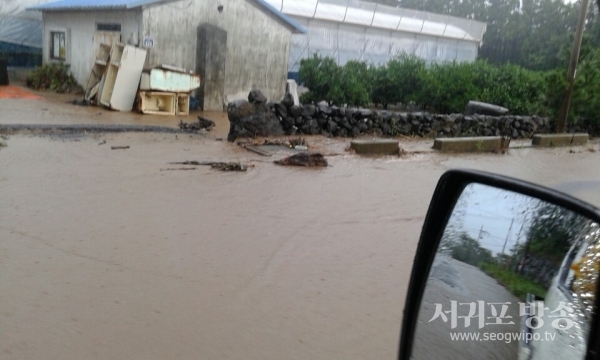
[[196, 24, 227, 111]]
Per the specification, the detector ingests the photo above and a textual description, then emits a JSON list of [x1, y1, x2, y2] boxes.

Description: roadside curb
[[433, 136, 502, 152], [532, 133, 588, 147]]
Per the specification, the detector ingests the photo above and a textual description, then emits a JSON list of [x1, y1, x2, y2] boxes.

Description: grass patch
[[480, 263, 547, 301]]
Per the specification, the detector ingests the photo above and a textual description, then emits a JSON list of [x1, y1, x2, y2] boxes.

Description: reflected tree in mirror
[[412, 183, 600, 360]]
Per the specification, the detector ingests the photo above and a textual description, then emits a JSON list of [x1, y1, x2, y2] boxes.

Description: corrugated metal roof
[[252, 0, 306, 33], [27, 0, 168, 11], [27, 0, 306, 33]]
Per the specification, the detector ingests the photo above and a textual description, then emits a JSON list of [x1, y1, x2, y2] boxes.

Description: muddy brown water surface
[[2, 101, 600, 359]]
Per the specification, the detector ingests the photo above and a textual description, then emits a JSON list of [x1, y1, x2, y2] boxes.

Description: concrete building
[[29, 0, 305, 110], [264, 0, 487, 78]]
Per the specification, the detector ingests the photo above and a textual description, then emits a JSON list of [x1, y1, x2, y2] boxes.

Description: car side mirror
[[399, 170, 600, 360]]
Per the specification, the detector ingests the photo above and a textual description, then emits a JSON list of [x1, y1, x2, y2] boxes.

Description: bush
[[570, 47, 600, 124], [476, 62, 547, 115], [299, 54, 342, 105], [416, 61, 480, 113], [338, 61, 371, 107], [371, 54, 425, 109], [297, 53, 599, 125], [414, 60, 548, 114], [299, 55, 370, 106], [26, 63, 81, 93]]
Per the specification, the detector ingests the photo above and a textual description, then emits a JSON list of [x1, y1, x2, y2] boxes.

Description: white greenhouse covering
[[264, 0, 487, 72], [0, 0, 49, 48]]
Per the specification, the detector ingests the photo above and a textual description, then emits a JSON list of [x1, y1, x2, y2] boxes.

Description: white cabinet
[[99, 43, 147, 111]]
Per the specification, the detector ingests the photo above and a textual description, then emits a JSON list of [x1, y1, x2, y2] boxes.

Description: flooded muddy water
[[1, 133, 599, 359]]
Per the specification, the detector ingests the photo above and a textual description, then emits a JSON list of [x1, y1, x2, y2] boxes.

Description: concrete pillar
[[196, 24, 227, 111]]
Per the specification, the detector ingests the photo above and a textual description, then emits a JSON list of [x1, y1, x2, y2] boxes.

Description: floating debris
[[262, 137, 307, 148], [243, 145, 270, 157], [111, 146, 130, 150], [179, 117, 215, 132], [161, 167, 197, 171], [169, 161, 251, 172], [274, 152, 328, 167]]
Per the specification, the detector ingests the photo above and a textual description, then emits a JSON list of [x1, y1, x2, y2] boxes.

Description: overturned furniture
[[84, 42, 147, 111], [137, 65, 201, 116]]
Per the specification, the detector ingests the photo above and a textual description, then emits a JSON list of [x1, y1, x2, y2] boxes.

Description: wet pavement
[[1, 88, 600, 359]]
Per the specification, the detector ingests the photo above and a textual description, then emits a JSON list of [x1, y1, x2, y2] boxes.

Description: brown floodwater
[[1, 131, 600, 359]]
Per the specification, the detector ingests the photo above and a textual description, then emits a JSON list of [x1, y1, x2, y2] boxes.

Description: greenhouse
[[264, 0, 487, 76], [0, 0, 45, 67]]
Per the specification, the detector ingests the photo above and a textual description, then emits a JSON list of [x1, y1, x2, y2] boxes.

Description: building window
[[97, 23, 122, 32], [50, 31, 66, 60]]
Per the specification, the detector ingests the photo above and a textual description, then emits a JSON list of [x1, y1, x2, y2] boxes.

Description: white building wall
[[142, 0, 292, 104], [41, 10, 142, 86]]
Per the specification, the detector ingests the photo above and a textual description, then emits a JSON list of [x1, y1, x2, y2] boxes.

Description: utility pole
[[510, 216, 527, 270], [477, 225, 485, 242], [556, 0, 590, 133], [501, 218, 515, 269]]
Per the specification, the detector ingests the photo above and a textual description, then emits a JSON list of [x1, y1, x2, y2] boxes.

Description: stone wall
[[270, 98, 600, 138], [227, 91, 600, 141]]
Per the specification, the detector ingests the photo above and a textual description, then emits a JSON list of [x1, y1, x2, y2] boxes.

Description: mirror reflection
[[412, 183, 600, 360]]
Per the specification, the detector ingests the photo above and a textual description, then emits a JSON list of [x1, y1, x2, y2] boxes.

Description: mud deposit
[[1, 133, 599, 359]]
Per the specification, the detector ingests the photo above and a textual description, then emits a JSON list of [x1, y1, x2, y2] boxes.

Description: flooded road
[[1, 133, 599, 359]]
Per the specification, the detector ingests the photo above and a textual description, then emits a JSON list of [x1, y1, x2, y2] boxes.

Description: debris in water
[[70, 98, 91, 106], [274, 152, 328, 167], [98, 140, 106, 145], [243, 145, 270, 157], [179, 117, 215, 132], [161, 167, 197, 171], [262, 137, 307, 148], [169, 161, 251, 172], [111, 146, 130, 150]]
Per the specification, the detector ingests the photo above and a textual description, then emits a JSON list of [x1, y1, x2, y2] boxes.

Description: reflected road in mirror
[[412, 183, 600, 360]]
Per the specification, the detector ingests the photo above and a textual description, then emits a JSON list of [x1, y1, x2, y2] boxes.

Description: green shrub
[[371, 54, 425, 109], [299, 55, 371, 106], [476, 62, 547, 115], [297, 52, 599, 124], [570, 48, 600, 124], [480, 263, 547, 301], [338, 60, 371, 107], [26, 63, 82, 94], [299, 54, 343, 105], [416, 61, 480, 113]]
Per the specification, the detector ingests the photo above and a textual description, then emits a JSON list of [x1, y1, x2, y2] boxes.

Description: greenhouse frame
[[264, 0, 487, 76]]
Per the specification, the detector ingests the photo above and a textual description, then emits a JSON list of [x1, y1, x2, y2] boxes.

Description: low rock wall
[[226, 91, 600, 141]]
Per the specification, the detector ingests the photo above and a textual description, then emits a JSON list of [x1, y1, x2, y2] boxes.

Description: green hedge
[[298, 52, 600, 124]]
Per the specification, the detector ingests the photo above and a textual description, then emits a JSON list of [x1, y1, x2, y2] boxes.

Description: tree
[[445, 231, 494, 267], [370, 53, 425, 108], [299, 54, 344, 106], [524, 202, 590, 263], [368, 0, 594, 72]]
